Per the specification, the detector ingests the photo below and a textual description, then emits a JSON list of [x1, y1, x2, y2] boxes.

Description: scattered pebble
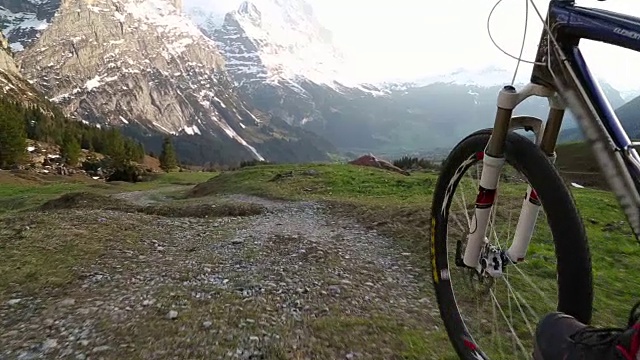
[[166, 310, 178, 320], [59, 298, 76, 306], [41, 338, 58, 351], [91, 345, 110, 353]]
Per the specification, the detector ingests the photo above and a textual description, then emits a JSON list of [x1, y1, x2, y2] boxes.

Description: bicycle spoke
[[489, 289, 529, 358]]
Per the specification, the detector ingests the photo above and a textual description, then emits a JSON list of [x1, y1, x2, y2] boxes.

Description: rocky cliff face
[[0, 29, 49, 107], [0, 31, 18, 74], [11, 0, 333, 164]]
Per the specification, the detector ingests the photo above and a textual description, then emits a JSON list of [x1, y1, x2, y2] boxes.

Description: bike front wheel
[[430, 129, 593, 359]]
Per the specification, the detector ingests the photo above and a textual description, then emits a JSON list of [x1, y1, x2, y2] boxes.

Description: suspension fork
[[462, 84, 562, 270], [462, 86, 514, 269], [506, 104, 565, 262]]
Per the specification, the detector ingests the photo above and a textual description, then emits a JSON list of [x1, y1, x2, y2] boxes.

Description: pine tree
[[61, 131, 81, 166], [124, 140, 146, 163], [0, 95, 151, 169], [104, 128, 127, 166], [0, 102, 27, 169], [159, 136, 177, 172]]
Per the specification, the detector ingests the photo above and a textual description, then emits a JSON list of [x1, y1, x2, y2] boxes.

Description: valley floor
[[0, 184, 449, 359]]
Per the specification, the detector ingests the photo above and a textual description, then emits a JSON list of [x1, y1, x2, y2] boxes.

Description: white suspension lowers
[[463, 153, 505, 269]]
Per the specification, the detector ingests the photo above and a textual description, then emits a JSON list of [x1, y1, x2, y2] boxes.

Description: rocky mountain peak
[[0, 0, 334, 166], [208, 0, 346, 90], [237, 1, 261, 24]]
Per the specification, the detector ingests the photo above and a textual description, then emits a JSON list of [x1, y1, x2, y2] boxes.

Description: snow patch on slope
[[182, 124, 201, 135], [123, 0, 204, 38], [201, 0, 362, 91], [0, 7, 50, 51], [217, 120, 265, 160], [185, 5, 226, 32]]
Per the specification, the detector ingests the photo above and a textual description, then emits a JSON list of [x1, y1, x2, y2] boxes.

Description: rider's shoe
[[533, 301, 640, 360]]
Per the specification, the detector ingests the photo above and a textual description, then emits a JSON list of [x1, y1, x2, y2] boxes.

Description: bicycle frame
[[462, 0, 640, 271]]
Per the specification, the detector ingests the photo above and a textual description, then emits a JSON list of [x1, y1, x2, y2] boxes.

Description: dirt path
[[0, 194, 441, 359], [110, 186, 188, 207]]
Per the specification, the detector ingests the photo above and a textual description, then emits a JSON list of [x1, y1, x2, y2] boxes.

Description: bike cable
[[486, 0, 548, 85]]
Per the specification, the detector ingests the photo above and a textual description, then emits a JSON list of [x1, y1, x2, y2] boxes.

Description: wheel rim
[[437, 151, 560, 360]]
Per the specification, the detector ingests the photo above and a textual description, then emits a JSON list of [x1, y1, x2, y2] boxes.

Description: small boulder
[[349, 154, 410, 176]]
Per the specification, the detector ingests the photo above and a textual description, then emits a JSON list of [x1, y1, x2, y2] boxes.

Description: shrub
[[238, 159, 274, 169], [392, 156, 434, 170]]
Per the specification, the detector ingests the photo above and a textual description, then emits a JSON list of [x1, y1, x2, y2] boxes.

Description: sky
[[186, 0, 640, 91], [311, 0, 640, 90]]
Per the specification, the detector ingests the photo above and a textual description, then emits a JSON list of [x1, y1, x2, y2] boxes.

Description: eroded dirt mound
[[187, 177, 221, 198], [140, 201, 266, 218], [39, 192, 132, 212]]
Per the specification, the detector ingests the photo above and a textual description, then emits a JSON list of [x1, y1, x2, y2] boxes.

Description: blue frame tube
[[550, 1, 640, 149]]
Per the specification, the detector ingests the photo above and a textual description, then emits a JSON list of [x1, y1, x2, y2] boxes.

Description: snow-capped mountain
[[189, 0, 347, 88], [409, 66, 522, 88], [403, 65, 627, 109], [382, 65, 627, 132], [181, 1, 578, 153], [4, 0, 633, 160], [3, 0, 334, 164], [183, 0, 392, 133], [620, 89, 640, 102]]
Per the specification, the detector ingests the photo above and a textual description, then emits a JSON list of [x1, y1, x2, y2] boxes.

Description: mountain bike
[[429, 0, 640, 358]]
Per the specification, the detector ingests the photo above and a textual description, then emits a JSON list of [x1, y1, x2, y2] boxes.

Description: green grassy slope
[[555, 141, 608, 189]]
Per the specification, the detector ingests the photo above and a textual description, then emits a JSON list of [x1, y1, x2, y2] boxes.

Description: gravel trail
[[0, 194, 438, 360]]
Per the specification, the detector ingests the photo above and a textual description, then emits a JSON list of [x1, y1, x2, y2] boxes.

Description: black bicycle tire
[[429, 128, 593, 359]]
